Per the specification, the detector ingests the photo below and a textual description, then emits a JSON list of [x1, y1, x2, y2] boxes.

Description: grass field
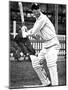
[[9, 57, 66, 89]]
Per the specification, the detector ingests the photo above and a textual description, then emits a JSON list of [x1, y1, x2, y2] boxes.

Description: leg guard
[[48, 65, 58, 85], [30, 55, 50, 86], [45, 47, 59, 86]]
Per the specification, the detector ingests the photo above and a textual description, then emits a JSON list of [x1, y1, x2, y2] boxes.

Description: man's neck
[[36, 12, 41, 19]]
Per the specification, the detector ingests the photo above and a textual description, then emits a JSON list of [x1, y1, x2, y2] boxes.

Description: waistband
[[45, 44, 58, 49]]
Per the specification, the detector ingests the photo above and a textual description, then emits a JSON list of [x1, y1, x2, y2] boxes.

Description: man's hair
[[31, 3, 39, 10]]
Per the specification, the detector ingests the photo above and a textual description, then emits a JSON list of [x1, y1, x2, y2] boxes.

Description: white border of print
[[0, 0, 68, 90]]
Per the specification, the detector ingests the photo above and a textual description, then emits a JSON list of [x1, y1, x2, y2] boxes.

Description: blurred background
[[9, 1, 66, 89]]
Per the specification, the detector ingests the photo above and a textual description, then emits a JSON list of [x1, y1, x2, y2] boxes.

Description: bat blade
[[18, 2, 24, 23]]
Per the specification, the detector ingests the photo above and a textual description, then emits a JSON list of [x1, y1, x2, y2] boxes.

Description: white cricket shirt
[[27, 13, 60, 48]]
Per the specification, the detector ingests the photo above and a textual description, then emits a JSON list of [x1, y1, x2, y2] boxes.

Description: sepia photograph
[[9, 0, 66, 89]]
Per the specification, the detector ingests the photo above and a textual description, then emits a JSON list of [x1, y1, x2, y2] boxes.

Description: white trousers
[[30, 46, 59, 86]]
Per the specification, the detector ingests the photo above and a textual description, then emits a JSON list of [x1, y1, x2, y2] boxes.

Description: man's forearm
[[26, 29, 33, 36]]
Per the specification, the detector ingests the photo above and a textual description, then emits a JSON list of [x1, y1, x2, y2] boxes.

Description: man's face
[[32, 9, 40, 18]]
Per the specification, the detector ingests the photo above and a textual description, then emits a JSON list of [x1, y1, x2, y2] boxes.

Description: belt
[[45, 44, 58, 49]]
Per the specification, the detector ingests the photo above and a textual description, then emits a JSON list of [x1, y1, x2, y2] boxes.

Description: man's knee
[[46, 55, 57, 68], [30, 55, 42, 68], [47, 61, 57, 68]]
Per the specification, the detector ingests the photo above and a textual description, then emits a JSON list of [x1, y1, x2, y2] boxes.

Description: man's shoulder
[[40, 13, 47, 20]]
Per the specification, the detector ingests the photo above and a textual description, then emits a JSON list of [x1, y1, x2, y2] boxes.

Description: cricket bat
[[18, 2, 27, 37]]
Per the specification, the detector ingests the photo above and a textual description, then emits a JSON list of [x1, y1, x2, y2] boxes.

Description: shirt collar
[[36, 12, 43, 20]]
